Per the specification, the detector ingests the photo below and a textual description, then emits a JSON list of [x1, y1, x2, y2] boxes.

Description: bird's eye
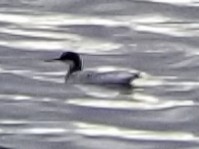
[[87, 74, 91, 78]]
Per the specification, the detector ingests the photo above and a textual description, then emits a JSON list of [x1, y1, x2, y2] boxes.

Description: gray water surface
[[1, 0, 199, 149]]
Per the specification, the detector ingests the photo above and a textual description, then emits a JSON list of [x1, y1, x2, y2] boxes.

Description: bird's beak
[[44, 58, 60, 62]]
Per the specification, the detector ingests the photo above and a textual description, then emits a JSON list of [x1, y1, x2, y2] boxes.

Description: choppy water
[[1, 0, 199, 149]]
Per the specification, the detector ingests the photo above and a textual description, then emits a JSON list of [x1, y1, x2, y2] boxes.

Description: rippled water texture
[[1, 0, 199, 149]]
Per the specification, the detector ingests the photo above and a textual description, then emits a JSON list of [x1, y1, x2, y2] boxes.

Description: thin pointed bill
[[44, 58, 60, 62]]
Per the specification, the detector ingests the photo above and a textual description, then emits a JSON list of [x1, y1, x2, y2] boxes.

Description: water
[[1, 0, 199, 149]]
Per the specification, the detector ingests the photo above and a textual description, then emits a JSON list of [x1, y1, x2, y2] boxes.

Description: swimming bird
[[47, 52, 140, 86]]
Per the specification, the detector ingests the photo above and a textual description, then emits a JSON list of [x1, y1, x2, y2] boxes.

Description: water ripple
[[74, 122, 198, 142]]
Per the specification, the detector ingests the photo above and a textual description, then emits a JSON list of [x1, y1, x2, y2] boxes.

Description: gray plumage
[[48, 52, 140, 86], [67, 70, 140, 85]]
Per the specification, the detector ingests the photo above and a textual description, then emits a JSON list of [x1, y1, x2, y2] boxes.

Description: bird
[[47, 51, 141, 87]]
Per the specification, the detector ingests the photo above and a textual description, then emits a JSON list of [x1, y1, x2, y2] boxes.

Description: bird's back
[[67, 70, 139, 85]]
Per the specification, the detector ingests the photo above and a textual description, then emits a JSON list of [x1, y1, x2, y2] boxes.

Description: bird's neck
[[65, 62, 80, 81]]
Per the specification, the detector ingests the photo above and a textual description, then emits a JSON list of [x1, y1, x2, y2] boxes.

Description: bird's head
[[46, 51, 82, 73]]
